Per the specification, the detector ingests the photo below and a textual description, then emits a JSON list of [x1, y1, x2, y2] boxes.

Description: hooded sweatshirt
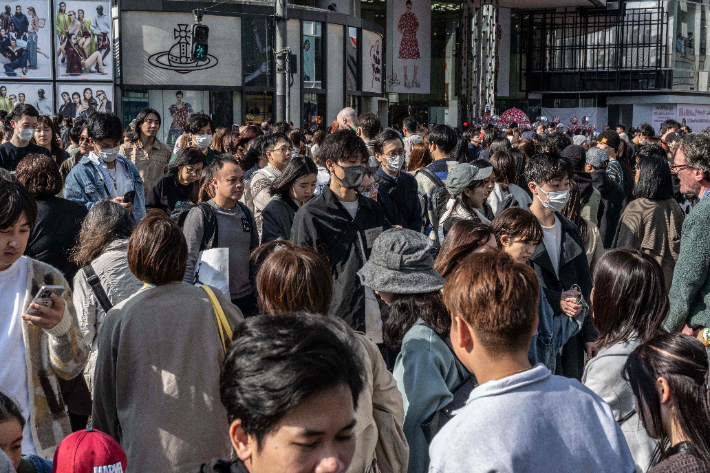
[[590, 169, 627, 248], [573, 172, 601, 227]]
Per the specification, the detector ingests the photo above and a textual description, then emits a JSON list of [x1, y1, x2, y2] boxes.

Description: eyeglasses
[[670, 164, 688, 173], [384, 151, 405, 158], [79, 137, 90, 142], [183, 166, 201, 174], [270, 146, 293, 154]]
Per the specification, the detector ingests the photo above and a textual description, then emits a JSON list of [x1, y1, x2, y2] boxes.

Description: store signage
[[148, 24, 218, 74], [652, 104, 677, 132]]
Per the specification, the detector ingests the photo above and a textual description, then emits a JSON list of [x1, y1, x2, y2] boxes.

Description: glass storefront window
[[347, 27, 359, 91], [145, 90, 210, 148], [303, 21, 324, 88], [347, 94, 361, 113], [245, 92, 274, 124], [243, 19, 274, 87], [303, 93, 325, 128], [121, 91, 149, 132]]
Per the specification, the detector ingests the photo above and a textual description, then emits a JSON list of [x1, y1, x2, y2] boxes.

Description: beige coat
[[120, 138, 173, 197], [350, 333, 408, 473]]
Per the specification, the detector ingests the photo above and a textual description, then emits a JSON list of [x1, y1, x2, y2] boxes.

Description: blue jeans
[[4, 50, 27, 75], [27, 31, 37, 68]]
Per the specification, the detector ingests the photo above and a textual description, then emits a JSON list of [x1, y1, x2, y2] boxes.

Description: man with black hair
[[525, 154, 596, 380], [59, 125, 90, 179], [64, 112, 146, 223], [274, 121, 292, 135], [197, 314, 366, 473], [561, 144, 601, 226], [246, 132, 292, 231], [291, 129, 391, 336], [615, 123, 629, 143], [170, 113, 219, 164], [373, 128, 422, 231], [539, 131, 571, 159], [402, 116, 421, 165], [183, 156, 259, 316], [0, 104, 51, 171], [356, 112, 380, 169], [637, 123, 655, 144], [585, 147, 627, 248]]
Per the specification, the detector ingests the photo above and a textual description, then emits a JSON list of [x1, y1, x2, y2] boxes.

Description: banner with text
[[387, 0, 431, 94], [651, 105, 678, 133], [677, 104, 710, 131]]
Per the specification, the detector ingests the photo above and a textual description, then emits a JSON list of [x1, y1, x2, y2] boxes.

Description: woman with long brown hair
[[32, 115, 69, 165], [408, 142, 431, 173], [562, 180, 604, 274]]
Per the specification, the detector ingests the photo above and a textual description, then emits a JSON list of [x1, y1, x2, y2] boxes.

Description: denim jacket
[[64, 154, 146, 223], [528, 288, 584, 373]]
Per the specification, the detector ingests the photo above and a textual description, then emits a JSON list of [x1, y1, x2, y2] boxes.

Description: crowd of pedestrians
[[2, 104, 710, 473]]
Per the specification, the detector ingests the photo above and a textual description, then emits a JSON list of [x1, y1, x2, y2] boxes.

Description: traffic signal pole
[[275, 0, 287, 123]]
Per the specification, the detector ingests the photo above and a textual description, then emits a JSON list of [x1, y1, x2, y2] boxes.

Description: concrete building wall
[[326, 23, 345, 124]]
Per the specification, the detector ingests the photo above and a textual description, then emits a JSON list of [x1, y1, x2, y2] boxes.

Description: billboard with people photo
[[0, 0, 52, 79], [54, 0, 112, 80], [0, 81, 52, 114], [55, 82, 112, 118]]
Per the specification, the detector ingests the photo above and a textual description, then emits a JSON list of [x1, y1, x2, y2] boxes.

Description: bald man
[[336, 107, 358, 131]]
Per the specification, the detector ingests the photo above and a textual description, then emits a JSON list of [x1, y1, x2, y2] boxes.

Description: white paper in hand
[[193, 248, 230, 296]]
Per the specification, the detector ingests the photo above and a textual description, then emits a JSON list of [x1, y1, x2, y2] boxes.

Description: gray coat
[[72, 239, 143, 393], [583, 338, 657, 473], [261, 194, 299, 244]]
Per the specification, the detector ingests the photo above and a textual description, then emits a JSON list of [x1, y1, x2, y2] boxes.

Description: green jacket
[[170, 146, 219, 166], [667, 194, 710, 331], [581, 188, 601, 227]]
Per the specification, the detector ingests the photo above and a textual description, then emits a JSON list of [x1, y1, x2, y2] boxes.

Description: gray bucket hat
[[446, 163, 493, 197], [357, 228, 445, 294], [586, 147, 609, 168]]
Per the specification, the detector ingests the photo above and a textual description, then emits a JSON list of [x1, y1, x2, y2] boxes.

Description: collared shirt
[[34, 97, 52, 116], [120, 138, 172, 197], [702, 188, 710, 200]]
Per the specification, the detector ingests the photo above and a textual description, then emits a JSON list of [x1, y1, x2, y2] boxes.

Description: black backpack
[[170, 202, 219, 251], [417, 167, 450, 246]]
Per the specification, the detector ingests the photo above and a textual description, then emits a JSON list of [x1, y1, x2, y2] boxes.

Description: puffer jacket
[[72, 239, 143, 393]]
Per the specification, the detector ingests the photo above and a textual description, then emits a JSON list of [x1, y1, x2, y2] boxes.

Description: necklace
[[106, 166, 117, 190], [492, 367, 533, 381]]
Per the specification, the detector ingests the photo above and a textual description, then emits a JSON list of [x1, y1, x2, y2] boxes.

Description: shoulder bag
[[201, 285, 233, 353]]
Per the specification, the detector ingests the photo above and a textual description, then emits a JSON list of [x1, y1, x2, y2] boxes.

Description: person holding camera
[[64, 112, 146, 223]]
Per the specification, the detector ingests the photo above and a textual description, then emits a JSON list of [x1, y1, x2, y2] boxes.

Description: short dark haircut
[[492, 207, 543, 246], [86, 112, 123, 143], [11, 103, 39, 123], [269, 155, 318, 199], [220, 314, 366, 447], [168, 147, 207, 176], [185, 113, 215, 135], [539, 131, 571, 158], [356, 113, 381, 140], [320, 129, 369, 166], [638, 123, 655, 137], [403, 116, 418, 134], [428, 124, 458, 154], [0, 391, 25, 430], [634, 154, 674, 201], [129, 108, 161, 142], [211, 155, 242, 178], [592, 249, 667, 348], [261, 132, 291, 156], [0, 178, 37, 230], [524, 154, 572, 185], [15, 154, 63, 198], [69, 124, 83, 144], [616, 124, 626, 131], [443, 251, 539, 352], [373, 128, 403, 155], [127, 212, 187, 285], [489, 137, 512, 156], [274, 121, 292, 135], [660, 119, 681, 135]]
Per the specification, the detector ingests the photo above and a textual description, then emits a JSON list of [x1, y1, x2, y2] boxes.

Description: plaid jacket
[[21, 258, 89, 458]]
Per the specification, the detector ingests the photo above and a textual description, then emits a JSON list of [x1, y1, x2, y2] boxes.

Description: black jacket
[[262, 194, 299, 244], [591, 169, 627, 248], [194, 458, 248, 473], [573, 171, 596, 208], [375, 167, 424, 231], [290, 186, 391, 331], [528, 212, 596, 380]]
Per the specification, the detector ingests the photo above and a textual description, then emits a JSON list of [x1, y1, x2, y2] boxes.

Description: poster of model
[[54, 0, 112, 80], [55, 82, 111, 118], [0, 81, 52, 114], [0, 0, 52, 79], [361, 30, 382, 94], [387, 0, 430, 94]]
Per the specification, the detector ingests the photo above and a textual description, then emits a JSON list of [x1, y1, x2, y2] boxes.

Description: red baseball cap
[[53, 428, 127, 473]]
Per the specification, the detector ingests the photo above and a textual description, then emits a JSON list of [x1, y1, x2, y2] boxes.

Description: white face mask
[[536, 185, 569, 212], [640, 139, 647, 145], [17, 127, 34, 141], [97, 145, 120, 163], [385, 154, 405, 172], [194, 134, 213, 149]]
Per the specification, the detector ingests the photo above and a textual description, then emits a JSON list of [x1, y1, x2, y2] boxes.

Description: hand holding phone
[[22, 285, 66, 330], [123, 190, 136, 204]]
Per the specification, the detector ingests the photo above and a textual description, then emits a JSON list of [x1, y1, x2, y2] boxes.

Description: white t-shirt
[[0, 256, 37, 454], [340, 199, 359, 219], [541, 215, 562, 278]]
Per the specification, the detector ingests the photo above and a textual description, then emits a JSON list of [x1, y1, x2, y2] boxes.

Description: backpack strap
[[197, 202, 218, 250], [418, 166, 445, 189], [82, 265, 113, 313]]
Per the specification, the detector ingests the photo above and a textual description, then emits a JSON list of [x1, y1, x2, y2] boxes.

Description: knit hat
[[53, 429, 127, 473], [597, 130, 621, 151], [572, 135, 587, 146], [561, 145, 587, 172], [357, 228, 445, 294], [446, 163, 493, 197], [586, 147, 609, 168]]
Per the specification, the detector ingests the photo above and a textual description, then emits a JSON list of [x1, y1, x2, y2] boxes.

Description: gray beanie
[[357, 228, 445, 294], [446, 163, 493, 197]]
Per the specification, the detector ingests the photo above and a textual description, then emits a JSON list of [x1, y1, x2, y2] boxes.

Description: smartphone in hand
[[26, 285, 65, 316], [123, 190, 136, 204]]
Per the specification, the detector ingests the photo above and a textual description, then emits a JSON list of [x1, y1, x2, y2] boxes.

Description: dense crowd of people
[[1, 103, 710, 473]]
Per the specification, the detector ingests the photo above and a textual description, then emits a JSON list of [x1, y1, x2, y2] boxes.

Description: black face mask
[[334, 163, 365, 190]]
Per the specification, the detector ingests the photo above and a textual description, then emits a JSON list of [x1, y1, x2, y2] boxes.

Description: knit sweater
[[16, 258, 89, 457], [667, 194, 710, 331]]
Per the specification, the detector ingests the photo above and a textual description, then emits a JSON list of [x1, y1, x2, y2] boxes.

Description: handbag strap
[[82, 265, 113, 313], [201, 285, 233, 353], [419, 322, 469, 381]]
